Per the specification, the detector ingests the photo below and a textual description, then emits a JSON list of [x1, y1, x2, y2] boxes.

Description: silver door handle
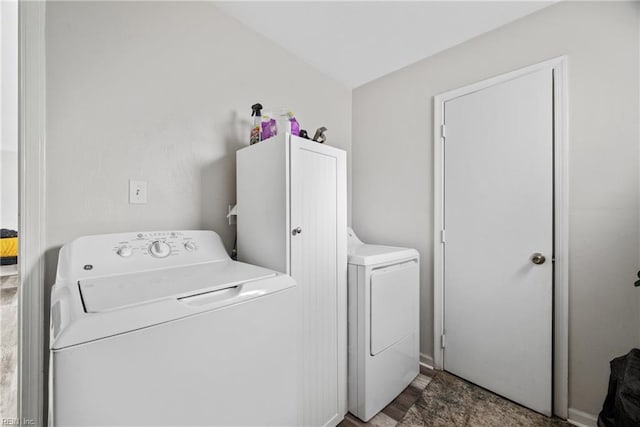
[[292, 227, 302, 236], [531, 253, 546, 265]]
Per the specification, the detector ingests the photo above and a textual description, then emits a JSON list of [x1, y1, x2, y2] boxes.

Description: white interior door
[[290, 140, 341, 426], [443, 69, 553, 415]]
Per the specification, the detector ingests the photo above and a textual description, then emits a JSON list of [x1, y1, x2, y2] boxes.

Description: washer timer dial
[[149, 241, 171, 258]]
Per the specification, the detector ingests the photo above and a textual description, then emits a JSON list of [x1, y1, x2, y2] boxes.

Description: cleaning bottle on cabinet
[[277, 110, 300, 136], [269, 115, 278, 138], [250, 103, 263, 145], [287, 111, 300, 136], [261, 114, 275, 140]]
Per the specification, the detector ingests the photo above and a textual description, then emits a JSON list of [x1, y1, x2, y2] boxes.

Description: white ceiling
[[215, 1, 554, 88]]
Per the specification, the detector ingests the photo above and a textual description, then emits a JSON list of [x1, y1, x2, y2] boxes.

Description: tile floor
[[0, 272, 18, 420], [340, 366, 571, 427]]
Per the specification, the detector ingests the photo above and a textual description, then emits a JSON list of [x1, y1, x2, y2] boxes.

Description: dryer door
[[370, 259, 419, 355]]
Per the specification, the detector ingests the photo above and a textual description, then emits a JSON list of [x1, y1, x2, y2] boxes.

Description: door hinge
[[440, 229, 446, 243], [441, 334, 446, 349], [441, 124, 446, 139]]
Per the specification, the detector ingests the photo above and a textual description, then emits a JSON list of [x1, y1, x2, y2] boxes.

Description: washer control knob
[[149, 241, 171, 258], [184, 241, 197, 252], [116, 246, 133, 258]]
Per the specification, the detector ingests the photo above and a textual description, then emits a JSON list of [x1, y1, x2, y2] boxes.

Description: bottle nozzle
[[251, 103, 263, 117]]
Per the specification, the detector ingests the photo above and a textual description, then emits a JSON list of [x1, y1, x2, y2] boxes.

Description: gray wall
[[352, 1, 639, 417], [45, 0, 352, 284]]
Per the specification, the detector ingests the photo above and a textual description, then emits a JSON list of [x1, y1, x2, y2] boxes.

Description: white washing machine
[[347, 228, 420, 422], [49, 230, 300, 426]]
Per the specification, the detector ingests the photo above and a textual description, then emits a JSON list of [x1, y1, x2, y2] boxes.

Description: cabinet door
[[290, 138, 346, 426]]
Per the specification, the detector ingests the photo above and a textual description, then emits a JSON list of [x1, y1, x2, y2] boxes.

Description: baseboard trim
[[567, 408, 597, 427], [420, 353, 434, 370]]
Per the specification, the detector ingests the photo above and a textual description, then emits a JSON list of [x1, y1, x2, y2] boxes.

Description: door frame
[[432, 56, 569, 418], [17, 1, 47, 425]]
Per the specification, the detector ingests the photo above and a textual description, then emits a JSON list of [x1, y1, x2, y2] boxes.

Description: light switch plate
[[129, 180, 148, 204]]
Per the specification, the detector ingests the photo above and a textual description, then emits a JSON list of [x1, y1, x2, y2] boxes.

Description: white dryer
[[49, 230, 300, 426], [347, 228, 420, 422]]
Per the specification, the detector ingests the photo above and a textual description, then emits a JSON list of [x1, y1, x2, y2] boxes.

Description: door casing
[[432, 56, 569, 418], [17, 2, 47, 426]]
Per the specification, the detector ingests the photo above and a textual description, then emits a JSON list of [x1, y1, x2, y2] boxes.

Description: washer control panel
[[112, 231, 200, 259], [56, 230, 226, 281]]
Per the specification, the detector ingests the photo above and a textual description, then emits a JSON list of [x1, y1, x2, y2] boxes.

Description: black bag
[[598, 348, 640, 427]]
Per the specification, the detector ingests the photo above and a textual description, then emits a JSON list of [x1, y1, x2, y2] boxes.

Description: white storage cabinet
[[236, 133, 347, 427]]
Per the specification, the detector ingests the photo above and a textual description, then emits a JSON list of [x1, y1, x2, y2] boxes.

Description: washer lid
[[51, 266, 295, 350], [79, 260, 276, 313]]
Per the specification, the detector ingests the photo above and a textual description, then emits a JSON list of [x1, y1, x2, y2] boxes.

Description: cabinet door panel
[[291, 143, 340, 426]]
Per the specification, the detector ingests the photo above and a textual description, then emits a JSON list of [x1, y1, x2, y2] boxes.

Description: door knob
[[531, 253, 546, 265], [292, 227, 302, 236]]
